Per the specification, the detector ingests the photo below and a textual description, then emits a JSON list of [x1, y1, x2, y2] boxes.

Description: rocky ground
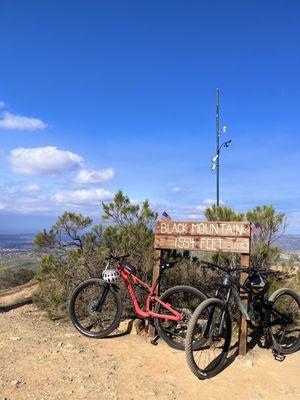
[[0, 304, 299, 400]]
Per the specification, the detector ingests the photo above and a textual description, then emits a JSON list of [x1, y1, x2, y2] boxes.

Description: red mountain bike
[[69, 254, 206, 350]]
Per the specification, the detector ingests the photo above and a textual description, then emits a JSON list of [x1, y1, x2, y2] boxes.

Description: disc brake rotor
[[88, 301, 98, 316]]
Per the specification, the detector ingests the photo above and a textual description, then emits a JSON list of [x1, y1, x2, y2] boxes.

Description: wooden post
[[148, 249, 162, 338], [238, 253, 250, 355], [153, 220, 251, 354]]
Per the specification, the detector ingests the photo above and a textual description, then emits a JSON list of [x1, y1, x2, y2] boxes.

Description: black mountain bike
[[185, 261, 300, 379]]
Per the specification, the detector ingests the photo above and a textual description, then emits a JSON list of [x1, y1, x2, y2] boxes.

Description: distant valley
[[1, 233, 300, 253], [0, 234, 39, 272], [275, 234, 300, 251]]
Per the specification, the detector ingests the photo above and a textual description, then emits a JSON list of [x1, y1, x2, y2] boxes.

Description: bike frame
[[115, 262, 184, 321], [210, 275, 292, 337]]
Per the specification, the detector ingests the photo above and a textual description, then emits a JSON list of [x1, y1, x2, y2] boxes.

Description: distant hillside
[[275, 234, 300, 251], [0, 232, 300, 252], [0, 234, 35, 250]]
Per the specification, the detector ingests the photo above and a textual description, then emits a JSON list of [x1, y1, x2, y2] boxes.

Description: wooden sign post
[[152, 220, 251, 355]]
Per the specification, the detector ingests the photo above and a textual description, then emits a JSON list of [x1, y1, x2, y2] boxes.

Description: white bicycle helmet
[[102, 269, 120, 283]]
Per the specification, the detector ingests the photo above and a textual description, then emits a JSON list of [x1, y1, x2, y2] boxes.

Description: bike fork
[[94, 284, 110, 312]]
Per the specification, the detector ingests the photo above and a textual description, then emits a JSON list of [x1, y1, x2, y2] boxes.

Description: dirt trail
[[0, 304, 299, 400]]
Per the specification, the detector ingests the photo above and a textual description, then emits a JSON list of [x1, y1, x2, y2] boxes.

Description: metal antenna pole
[[216, 88, 220, 206]]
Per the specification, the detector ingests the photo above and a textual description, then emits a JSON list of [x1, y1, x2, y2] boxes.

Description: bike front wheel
[[268, 288, 300, 355], [69, 278, 122, 338], [154, 285, 207, 350], [185, 298, 232, 380]]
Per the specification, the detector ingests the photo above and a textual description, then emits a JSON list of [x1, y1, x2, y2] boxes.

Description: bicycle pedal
[[273, 351, 286, 362], [150, 335, 159, 346]]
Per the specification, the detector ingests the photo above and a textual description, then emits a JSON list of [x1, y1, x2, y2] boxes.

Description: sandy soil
[[0, 304, 299, 400]]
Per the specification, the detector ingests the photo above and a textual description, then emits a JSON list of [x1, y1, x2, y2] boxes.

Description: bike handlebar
[[106, 254, 130, 261], [200, 260, 235, 273], [200, 260, 277, 276]]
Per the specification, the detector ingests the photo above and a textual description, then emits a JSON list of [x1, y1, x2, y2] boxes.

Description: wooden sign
[[152, 219, 251, 355], [155, 221, 250, 254]]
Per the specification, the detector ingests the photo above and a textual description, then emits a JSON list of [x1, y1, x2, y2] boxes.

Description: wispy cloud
[[187, 214, 203, 220], [53, 188, 113, 206], [196, 198, 224, 211], [21, 183, 41, 192], [286, 211, 300, 233], [0, 111, 47, 130], [9, 146, 83, 176], [75, 168, 115, 184], [171, 186, 182, 193], [0, 101, 5, 109]]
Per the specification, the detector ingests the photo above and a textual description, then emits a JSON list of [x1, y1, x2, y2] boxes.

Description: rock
[[244, 359, 254, 368], [131, 319, 143, 335], [118, 319, 133, 332], [65, 333, 76, 338], [118, 318, 143, 334], [10, 380, 21, 387], [236, 355, 254, 368], [9, 336, 21, 341], [145, 391, 158, 396], [0, 279, 38, 309]]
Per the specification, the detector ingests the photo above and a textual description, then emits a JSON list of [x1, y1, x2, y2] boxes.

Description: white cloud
[[171, 186, 182, 193], [0, 101, 5, 109], [196, 198, 224, 211], [187, 214, 202, 220], [0, 202, 6, 210], [22, 183, 41, 192], [75, 168, 115, 184], [53, 188, 113, 205], [9, 146, 83, 176], [0, 111, 47, 130], [130, 198, 142, 205], [286, 211, 300, 233]]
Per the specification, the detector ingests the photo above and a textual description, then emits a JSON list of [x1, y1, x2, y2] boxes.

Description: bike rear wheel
[[268, 288, 300, 354], [154, 285, 207, 350], [185, 298, 232, 379], [69, 278, 122, 338]]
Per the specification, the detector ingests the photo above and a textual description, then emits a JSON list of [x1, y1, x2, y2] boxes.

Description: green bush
[[0, 268, 36, 290], [33, 192, 289, 320]]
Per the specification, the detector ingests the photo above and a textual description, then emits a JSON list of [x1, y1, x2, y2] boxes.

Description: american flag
[[251, 222, 262, 236], [161, 211, 171, 221]]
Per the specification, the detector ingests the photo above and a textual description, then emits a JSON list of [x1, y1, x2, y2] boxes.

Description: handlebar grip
[[201, 260, 229, 273], [107, 254, 130, 261]]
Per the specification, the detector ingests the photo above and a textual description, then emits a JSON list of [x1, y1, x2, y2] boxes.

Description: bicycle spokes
[[74, 282, 118, 333], [270, 293, 300, 350], [189, 302, 230, 375]]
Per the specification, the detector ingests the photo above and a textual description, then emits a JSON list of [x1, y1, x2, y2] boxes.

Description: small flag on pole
[[251, 222, 262, 236], [161, 211, 171, 221]]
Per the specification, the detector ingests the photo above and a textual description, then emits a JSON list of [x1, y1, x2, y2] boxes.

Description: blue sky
[[0, 1, 300, 233]]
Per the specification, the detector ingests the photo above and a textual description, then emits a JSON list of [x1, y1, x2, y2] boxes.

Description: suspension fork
[[204, 306, 215, 338], [204, 287, 231, 338], [218, 287, 231, 336], [94, 283, 110, 312]]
